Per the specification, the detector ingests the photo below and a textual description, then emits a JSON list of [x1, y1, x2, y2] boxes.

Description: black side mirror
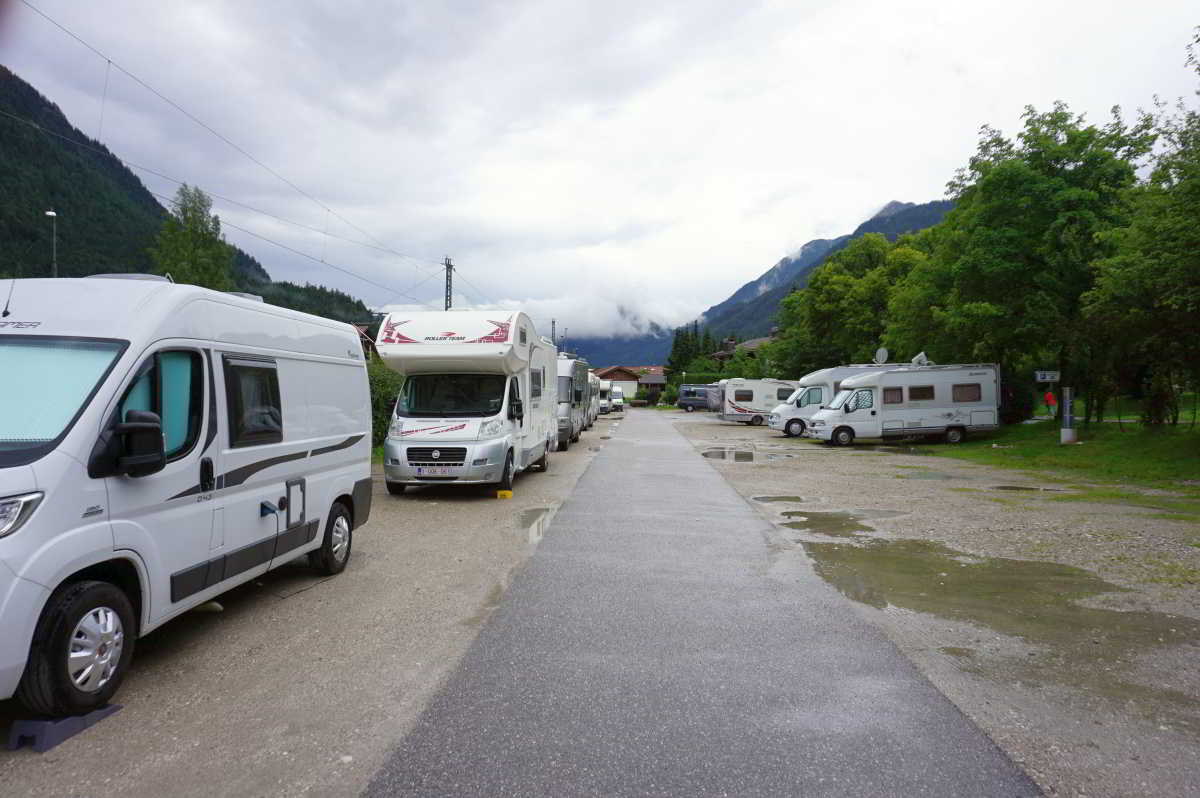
[[510, 399, 524, 420], [843, 405, 852, 414], [117, 410, 166, 477]]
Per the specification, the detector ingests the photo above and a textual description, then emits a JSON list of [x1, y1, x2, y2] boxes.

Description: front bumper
[[383, 437, 510, 485], [804, 425, 833, 441], [0, 559, 49, 700], [767, 414, 783, 431]]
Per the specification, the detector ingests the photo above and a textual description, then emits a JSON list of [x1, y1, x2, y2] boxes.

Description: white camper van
[[805, 364, 1001, 446], [720, 378, 802, 425], [610, 385, 625, 413], [598, 380, 612, 414], [556, 355, 590, 450], [0, 276, 372, 716], [586, 373, 600, 428], [768, 364, 903, 437], [376, 311, 556, 493]]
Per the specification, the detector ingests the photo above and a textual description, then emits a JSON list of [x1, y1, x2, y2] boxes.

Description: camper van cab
[[805, 364, 1000, 446], [610, 386, 625, 413], [377, 311, 556, 493], [598, 380, 612, 414], [556, 355, 590, 451], [720, 378, 801, 425], [0, 277, 372, 716], [768, 365, 901, 437]]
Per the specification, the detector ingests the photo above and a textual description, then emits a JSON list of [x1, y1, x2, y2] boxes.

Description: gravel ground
[[672, 410, 1200, 798], [0, 420, 615, 797]]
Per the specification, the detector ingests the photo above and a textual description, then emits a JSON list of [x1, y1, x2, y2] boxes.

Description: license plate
[[416, 466, 452, 476]]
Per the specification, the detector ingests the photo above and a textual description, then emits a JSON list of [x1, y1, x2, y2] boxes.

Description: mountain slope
[[574, 199, 953, 367], [0, 66, 371, 323]]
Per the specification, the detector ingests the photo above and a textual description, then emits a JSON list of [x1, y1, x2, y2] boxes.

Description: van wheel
[[833, 427, 855, 447], [385, 481, 406, 496], [785, 419, 805, 437], [498, 451, 515, 490], [945, 427, 966, 444], [750, 416, 764, 426], [534, 445, 551, 472], [17, 580, 136, 717], [309, 503, 352, 576], [685, 405, 695, 413], [558, 436, 570, 452]]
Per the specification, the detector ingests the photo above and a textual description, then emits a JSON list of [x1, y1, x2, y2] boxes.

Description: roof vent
[[87, 273, 171, 282]]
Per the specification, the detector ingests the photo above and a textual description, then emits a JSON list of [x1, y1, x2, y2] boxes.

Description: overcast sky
[[2, 1, 1196, 336]]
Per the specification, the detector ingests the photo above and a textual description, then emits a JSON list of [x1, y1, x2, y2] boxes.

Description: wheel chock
[[6, 704, 122, 753], [496, 490, 513, 499]]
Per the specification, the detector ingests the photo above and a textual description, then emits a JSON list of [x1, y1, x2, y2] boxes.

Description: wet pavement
[[366, 409, 1039, 796]]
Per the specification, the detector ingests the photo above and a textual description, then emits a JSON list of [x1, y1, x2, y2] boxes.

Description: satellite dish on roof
[[911, 351, 929, 366], [874, 347, 888, 364]]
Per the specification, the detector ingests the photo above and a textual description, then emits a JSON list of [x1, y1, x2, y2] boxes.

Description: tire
[[685, 405, 695, 413], [309, 503, 352, 576], [534, 444, 551, 472], [558, 435, 570, 452], [385, 480, 406, 496], [750, 415, 764, 426], [945, 427, 966, 444], [785, 419, 804, 438], [833, 427, 855, 447], [498, 451, 515, 490], [17, 580, 136, 716]]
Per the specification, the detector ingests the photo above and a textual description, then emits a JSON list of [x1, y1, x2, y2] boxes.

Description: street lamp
[[44, 210, 57, 278]]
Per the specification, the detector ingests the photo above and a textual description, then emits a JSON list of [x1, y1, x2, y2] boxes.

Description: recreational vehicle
[[556, 355, 590, 450], [768, 364, 904, 437], [0, 276, 372, 716], [586, 373, 600, 428], [598, 380, 612, 414], [677, 384, 710, 412], [610, 385, 625, 413], [719, 378, 802, 425], [376, 311, 557, 493], [805, 364, 1001, 445]]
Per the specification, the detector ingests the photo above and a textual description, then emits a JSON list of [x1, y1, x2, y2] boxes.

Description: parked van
[[598, 380, 612, 414], [376, 311, 556, 493], [805, 364, 1000, 446], [677, 384, 710, 412], [768, 364, 903, 437], [0, 276, 372, 716], [586, 373, 600, 428], [556, 354, 590, 451], [610, 385, 625, 413], [719, 378, 801, 425]]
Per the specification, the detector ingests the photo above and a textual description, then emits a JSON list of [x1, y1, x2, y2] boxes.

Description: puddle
[[895, 471, 962, 481], [701, 448, 799, 462], [600, 436, 611, 440], [588, 446, 601, 452], [939, 646, 976, 658], [864, 445, 936, 456], [753, 495, 807, 503], [517, 507, 552, 545], [992, 485, 1066, 492], [803, 537, 1200, 732], [779, 508, 907, 538]]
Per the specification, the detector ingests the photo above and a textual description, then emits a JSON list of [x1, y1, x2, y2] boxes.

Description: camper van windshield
[[396, 374, 507, 417], [0, 337, 125, 463], [827, 389, 852, 410]]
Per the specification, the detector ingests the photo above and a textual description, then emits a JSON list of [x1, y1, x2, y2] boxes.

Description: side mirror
[[117, 410, 166, 477], [509, 398, 524, 420], [843, 405, 852, 414]]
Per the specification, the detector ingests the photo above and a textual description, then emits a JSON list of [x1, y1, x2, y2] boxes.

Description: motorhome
[[0, 276, 372, 716], [768, 364, 904, 437], [598, 380, 612, 414], [719, 378, 802, 425], [556, 355, 590, 450], [610, 385, 625, 413], [376, 311, 556, 493], [586, 373, 600, 428], [805, 364, 1001, 445], [677, 383, 710, 412]]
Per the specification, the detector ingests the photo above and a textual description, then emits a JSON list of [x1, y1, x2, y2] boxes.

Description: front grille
[[407, 446, 467, 465]]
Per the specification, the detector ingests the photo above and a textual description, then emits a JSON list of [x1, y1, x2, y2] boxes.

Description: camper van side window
[[531, 368, 543, 399], [734, 390, 753, 402], [882, 387, 903, 404], [119, 350, 204, 460], [953, 383, 982, 402], [224, 358, 283, 448], [909, 385, 935, 401], [849, 389, 873, 410], [777, 388, 792, 400]]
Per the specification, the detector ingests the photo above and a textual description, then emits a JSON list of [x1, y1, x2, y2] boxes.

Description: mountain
[[573, 199, 954, 367], [0, 65, 371, 324]]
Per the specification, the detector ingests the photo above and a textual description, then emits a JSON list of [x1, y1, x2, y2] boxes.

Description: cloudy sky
[[2, 1, 1196, 336]]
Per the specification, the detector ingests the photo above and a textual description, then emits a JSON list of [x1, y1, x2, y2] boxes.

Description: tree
[[149, 184, 235, 291]]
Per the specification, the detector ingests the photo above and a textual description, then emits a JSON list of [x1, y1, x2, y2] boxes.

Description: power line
[[0, 106, 444, 287], [452, 265, 492, 307], [19, 0, 436, 274]]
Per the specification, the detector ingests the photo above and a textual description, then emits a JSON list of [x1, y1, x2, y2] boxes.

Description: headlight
[[388, 417, 406, 438], [809, 420, 826, 427], [480, 419, 503, 438], [0, 492, 43, 539]]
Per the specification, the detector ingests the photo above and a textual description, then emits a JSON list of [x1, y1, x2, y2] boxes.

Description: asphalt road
[[366, 409, 1040, 796]]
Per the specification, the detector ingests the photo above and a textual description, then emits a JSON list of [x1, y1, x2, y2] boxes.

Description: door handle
[[200, 457, 215, 492], [871, 410, 876, 416]]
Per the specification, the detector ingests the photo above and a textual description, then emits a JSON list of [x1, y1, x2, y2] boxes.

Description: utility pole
[[551, 318, 556, 342], [45, 210, 57, 277], [443, 256, 453, 310]]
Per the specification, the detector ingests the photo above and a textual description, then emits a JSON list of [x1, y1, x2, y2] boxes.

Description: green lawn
[[929, 420, 1200, 490], [1040, 392, 1200, 422]]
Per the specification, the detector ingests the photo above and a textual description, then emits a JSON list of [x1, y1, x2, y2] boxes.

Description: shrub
[[366, 355, 405, 446]]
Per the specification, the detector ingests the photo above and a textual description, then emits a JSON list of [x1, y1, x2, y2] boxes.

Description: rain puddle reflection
[[779, 509, 908, 538], [517, 506, 552, 546], [753, 495, 807, 503], [803, 536, 1200, 733], [702, 448, 808, 462]]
